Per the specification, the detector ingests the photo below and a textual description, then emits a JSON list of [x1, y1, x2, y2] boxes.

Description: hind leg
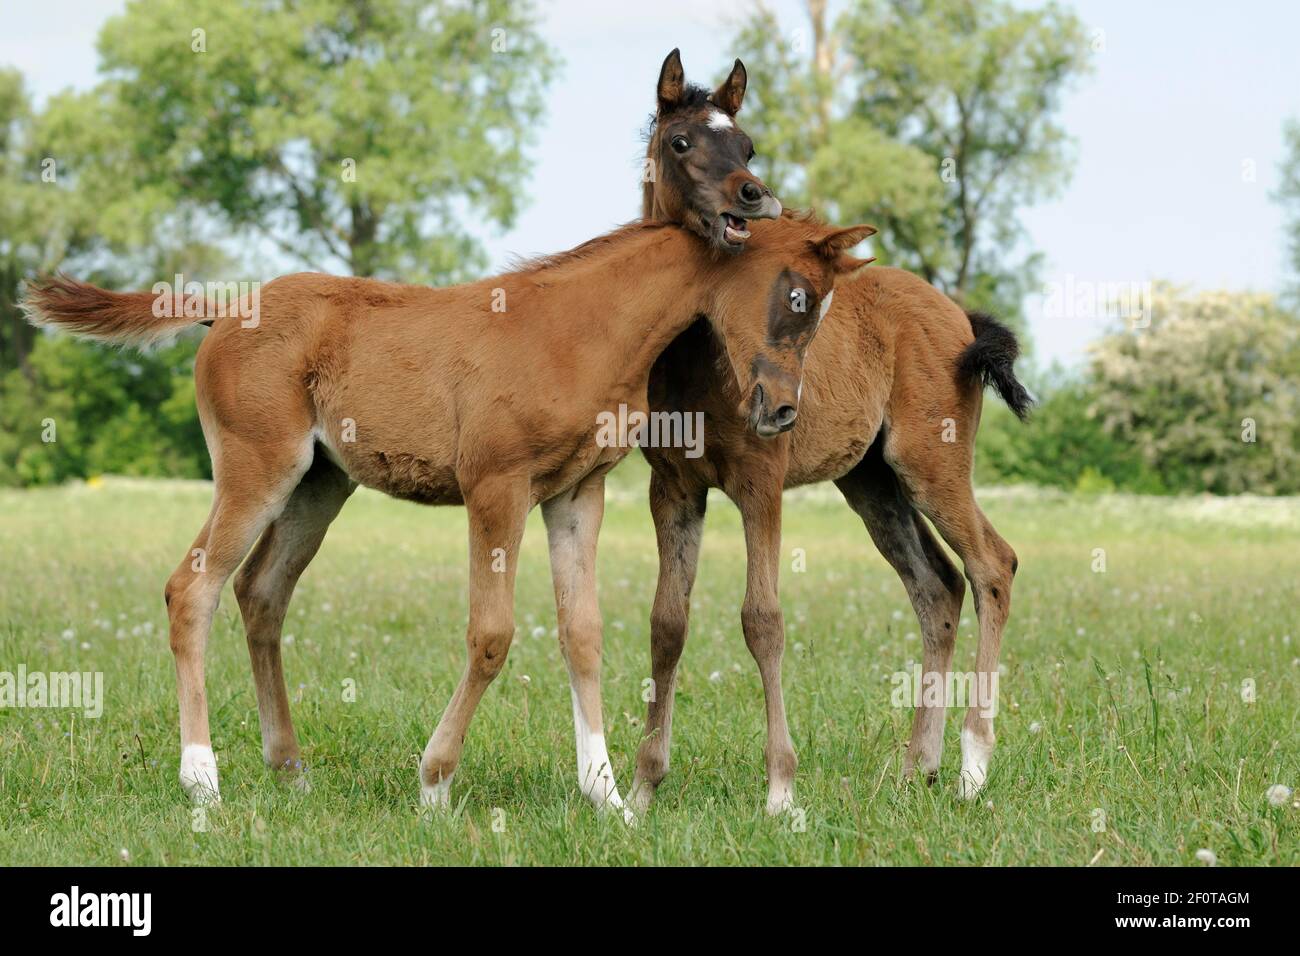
[[836, 442, 966, 783], [166, 430, 315, 803], [886, 436, 1017, 800], [233, 454, 355, 777]]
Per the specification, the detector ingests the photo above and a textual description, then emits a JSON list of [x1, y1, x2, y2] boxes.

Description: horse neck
[[545, 230, 714, 382]]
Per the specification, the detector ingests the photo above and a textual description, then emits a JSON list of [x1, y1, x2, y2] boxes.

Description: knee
[[972, 556, 1016, 611], [740, 602, 784, 652], [649, 609, 688, 661], [991, 541, 1017, 595], [468, 621, 515, 681], [560, 616, 603, 678], [165, 569, 214, 641]]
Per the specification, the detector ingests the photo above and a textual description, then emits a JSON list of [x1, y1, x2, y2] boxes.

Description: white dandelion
[[1265, 784, 1292, 807]]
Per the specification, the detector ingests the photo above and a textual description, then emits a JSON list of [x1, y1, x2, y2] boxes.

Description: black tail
[[957, 311, 1033, 420]]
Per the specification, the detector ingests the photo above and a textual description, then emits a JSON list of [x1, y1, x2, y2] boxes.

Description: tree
[[1, 2, 559, 486], [0, 71, 101, 379], [1277, 118, 1300, 300], [1087, 285, 1300, 495], [732, 0, 1092, 330], [96, 0, 558, 281], [0, 69, 233, 486]]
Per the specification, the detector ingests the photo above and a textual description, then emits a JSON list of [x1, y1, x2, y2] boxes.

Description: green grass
[[1, 457, 1297, 865]]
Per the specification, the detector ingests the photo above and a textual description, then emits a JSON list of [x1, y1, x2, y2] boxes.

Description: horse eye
[[671, 135, 690, 153], [789, 288, 809, 313], [747, 148, 755, 162]]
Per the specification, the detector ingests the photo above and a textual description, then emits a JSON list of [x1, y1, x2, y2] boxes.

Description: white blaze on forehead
[[707, 110, 733, 131], [818, 289, 835, 322]]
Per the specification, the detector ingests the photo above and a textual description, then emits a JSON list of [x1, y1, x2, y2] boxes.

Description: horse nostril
[[773, 405, 797, 428], [740, 181, 762, 204]]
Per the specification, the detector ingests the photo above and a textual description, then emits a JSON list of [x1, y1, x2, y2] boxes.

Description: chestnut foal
[[25, 215, 870, 816], [631, 53, 1032, 813]]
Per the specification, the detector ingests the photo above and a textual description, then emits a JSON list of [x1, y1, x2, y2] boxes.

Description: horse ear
[[831, 254, 875, 277], [814, 224, 877, 275], [657, 48, 685, 111], [712, 58, 747, 115]]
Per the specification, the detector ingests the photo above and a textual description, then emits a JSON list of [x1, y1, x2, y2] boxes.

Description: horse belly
[[313, 379, 463, 505]]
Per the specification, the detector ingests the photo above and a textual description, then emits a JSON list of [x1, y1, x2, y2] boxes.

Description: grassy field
[[1, 458, 1297, 866]]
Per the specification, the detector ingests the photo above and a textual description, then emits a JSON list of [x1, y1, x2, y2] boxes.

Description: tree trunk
[[808, 0, 834, 147]]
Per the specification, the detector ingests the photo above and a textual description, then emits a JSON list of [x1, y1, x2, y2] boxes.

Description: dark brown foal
[[631, 56, 1030, 813]]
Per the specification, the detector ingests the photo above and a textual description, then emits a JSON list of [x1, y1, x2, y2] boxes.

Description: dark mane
[[505, 220, 677, 277], [642, 83, 716, 141]]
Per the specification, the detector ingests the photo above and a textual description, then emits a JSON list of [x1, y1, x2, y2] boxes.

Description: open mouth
[[722, 213, 750, 245]]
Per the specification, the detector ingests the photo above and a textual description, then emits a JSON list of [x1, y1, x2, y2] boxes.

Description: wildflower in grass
[[1265, 784, 1292, 807], [1029, 721, 1042, 734], [1195, 848, 1217, 866], [517, 674, 531, 686], [531, 626, 546, 638], [119, 848, 130, 862], [709, 671, 722, 683]]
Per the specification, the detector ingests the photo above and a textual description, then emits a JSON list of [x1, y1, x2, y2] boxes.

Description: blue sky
[[4, 0, 1298, 367]]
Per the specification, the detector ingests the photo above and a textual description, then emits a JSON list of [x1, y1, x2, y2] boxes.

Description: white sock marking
[[421, 772, 454, 811], [958, 727, 992, 800], [766, 783, 795, 816], [180, 744, 220, 804], [570, 687, 628, 819]]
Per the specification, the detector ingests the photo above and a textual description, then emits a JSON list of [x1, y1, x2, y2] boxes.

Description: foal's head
[[708, 214, 876, 437], [643, 49, 782, 254]]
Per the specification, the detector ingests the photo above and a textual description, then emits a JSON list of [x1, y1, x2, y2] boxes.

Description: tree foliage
[[1277, 118, 1300, 300], [96, 0, 557, 281], [1087, 285, 1300, 494], [1, 1, 557, 486], [977, 285, 1300, 494], [733, 0, 1092, 329]]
